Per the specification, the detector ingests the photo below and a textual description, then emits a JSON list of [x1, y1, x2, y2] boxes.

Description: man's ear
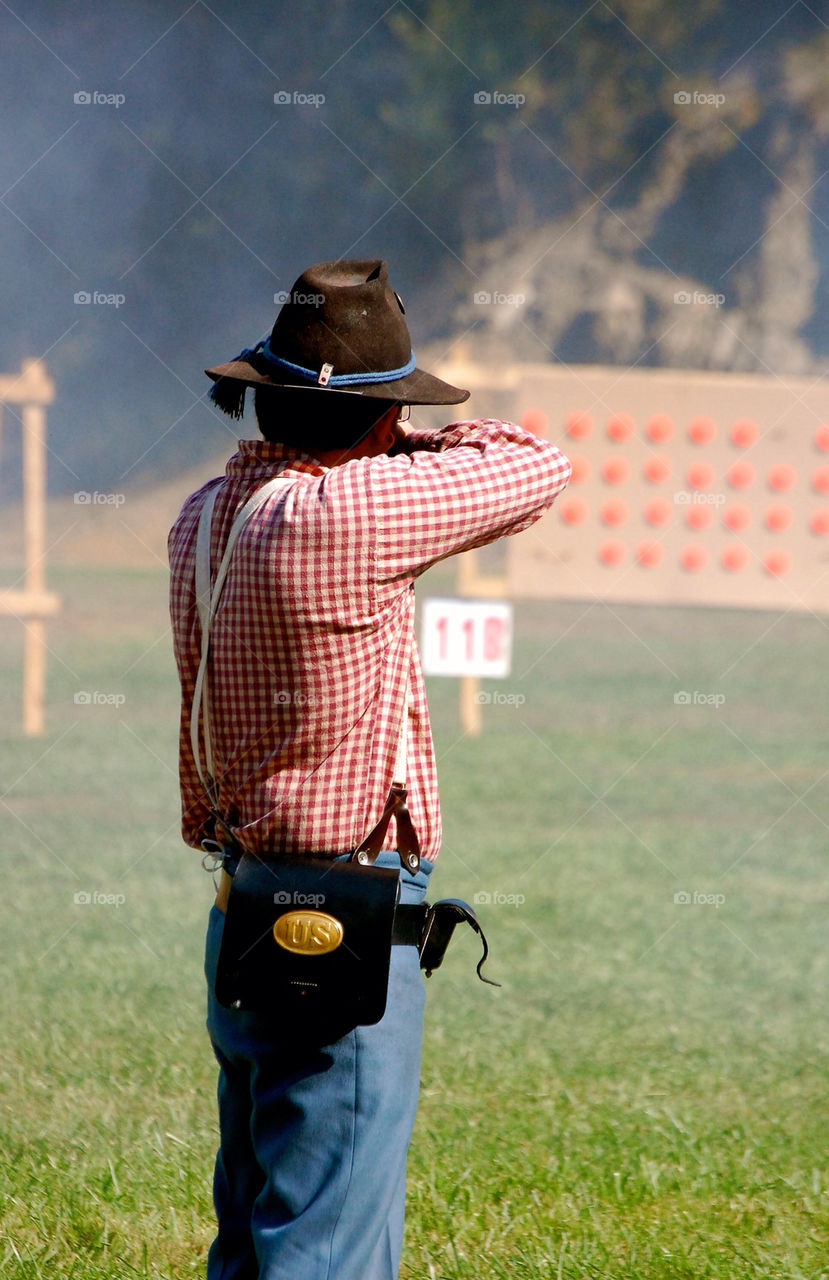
[[373, 406, 398, 453]]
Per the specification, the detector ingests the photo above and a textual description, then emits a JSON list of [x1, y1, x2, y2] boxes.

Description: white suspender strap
[[192, 482, 220, 798], [391, 602, 412, 788], [190, 476, 294, 807], [391, 691, 408, 788], [194, 482, 220, 641]]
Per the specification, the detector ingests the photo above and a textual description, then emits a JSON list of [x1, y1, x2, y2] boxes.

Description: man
[[169, 258, 570, 1280]]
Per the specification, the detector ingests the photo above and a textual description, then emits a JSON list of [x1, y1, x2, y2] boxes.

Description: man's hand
[[388, 420, 457, 455]]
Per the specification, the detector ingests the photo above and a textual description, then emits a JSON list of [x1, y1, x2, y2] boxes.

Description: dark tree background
[[1, 0, 828, 495]]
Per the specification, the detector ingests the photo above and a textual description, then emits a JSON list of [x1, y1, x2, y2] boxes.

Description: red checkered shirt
[[169, 420, 570, 862]]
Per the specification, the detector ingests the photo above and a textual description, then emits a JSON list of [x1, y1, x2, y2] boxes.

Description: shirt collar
[[224, 438, 327, 479]]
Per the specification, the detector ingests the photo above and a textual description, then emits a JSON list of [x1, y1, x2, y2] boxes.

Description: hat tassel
[[208, 377, 248, 420]]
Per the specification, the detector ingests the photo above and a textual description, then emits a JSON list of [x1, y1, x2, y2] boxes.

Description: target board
[[435, 360, 829, 612]]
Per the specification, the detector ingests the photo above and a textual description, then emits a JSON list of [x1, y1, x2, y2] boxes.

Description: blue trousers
[[204, 852, 433, 1280]]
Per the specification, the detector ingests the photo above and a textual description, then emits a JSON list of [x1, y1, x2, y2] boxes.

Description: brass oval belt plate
[[273, 910, 344, 955]]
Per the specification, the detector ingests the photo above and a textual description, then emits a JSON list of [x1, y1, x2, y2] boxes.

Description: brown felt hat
[[205, 259, 469, 418]]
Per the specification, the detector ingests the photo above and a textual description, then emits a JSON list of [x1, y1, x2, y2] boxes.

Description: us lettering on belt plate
[[273, 910, 344, 955]]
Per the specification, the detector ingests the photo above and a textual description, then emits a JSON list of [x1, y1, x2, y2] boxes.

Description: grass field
[[0, 561, 827, 1279]]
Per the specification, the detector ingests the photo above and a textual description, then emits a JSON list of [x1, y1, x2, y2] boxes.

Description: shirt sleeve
[[371, 418, 571, 582]]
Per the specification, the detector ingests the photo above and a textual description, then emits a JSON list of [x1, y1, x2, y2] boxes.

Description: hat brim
[[204, 358, 469, 406]]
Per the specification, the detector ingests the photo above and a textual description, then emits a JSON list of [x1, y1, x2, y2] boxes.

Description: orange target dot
[[521, 408, 548, 436], [569, 454, 591, 484], [764, 503, 793, 532], [600, 498, 629, 526], [763, 548, 791, 577], [727, 460, 756, 488], [731, 418, 759, 447], [686, 460, 716, 490], [768, 462, 796, 491], [636, 539, 664, 568], [607, 412, 635, 441], [688, 416, 716, 444], [599, 539, 626, 566], [643, 454, 672, 484], [722, 502, 751, 532], [814, 425, 829, 452], [810, 507, 829, 535], [685, 503, 713, 530], [565, 411, 593, 438], [680, 543, 708, 572], [812, 465, 829, 493], [721, 543, 749, 572], [602, 456, 630, 485], [560, 497, 589, 525], [646, 414, 674, 442], [644, 497, 672, 526]]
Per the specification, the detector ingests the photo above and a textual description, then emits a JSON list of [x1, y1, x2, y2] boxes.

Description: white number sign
[[420, 598, 513, 677]]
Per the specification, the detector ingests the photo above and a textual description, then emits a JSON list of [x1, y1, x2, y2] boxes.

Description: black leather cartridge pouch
[[215, 853, 400, 1038]]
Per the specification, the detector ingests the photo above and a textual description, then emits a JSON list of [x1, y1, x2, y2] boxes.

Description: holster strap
[[418, 898, 501, 986], [392, 903, 428, 946]]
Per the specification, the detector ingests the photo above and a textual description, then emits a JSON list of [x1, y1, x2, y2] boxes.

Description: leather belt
[[215, 870, 428, 948], [391, 903, 429, 946]]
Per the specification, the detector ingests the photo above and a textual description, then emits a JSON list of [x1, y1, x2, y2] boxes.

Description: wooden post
[[459, 675, 483, 736], [0, 360, 59, 735], [455, 549, 508, 737], [22, 403, 46, 735]]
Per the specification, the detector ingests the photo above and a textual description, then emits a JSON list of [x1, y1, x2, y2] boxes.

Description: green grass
[[0, 563, 827, 1278]]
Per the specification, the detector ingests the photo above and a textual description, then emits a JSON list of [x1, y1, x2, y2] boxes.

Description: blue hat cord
[[208, 334, 417, 419]]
